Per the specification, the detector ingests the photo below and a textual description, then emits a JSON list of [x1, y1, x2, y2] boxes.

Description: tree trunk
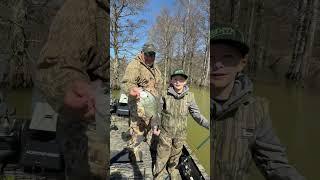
[[112, 30, 119, 89], [9, 0, 32, 88], [286, 0, 306, 80], [230, 0, 241, 26], [200, 36, 210, 87], [182, 0, 191, 70], [251, 0, 264, 75], [182, 22, 188, 70], [302, 0, 318, 81], [168, 48, 173, 81], [164, 46, 168, 88], [247, 0, 256, 47], [211, 0, 217, 23], [286, 0, 311, 82], [246, 0, 257, 75], [112, 3, 120, 90]]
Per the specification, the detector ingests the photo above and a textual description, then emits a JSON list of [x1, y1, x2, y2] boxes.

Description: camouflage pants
[[127, 115, 153, 161], [57, 80, 108, 180], [153, 132, 185, 180]]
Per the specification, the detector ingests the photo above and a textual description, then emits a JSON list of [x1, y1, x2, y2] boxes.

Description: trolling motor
[[178, 147, 204, 180], [178, 136, 210, 180]]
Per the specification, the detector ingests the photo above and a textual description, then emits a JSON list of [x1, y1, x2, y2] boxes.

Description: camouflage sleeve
[[188, 93, 210, 130], [252, 99, 305, 180], [35, 0, 94, 112], [120, 61, 140, 95]]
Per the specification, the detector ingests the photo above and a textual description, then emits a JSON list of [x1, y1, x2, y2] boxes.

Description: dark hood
[[212, 73, 253, 119], [167, 85, 189, 99]]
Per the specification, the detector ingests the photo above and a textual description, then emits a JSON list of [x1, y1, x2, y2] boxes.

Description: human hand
[[63, 80, 95, 122], [152, 127, 161, 136], [129, 87, 142, 100]]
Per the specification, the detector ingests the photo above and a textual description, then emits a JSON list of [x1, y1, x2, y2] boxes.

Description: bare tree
[[230, 0, 241, 26], [176, 0, 193, 70], [149, 8, 178, 87], [6, 0, 32, 88], [149, 0, 209, 87], [286, 0, 318, 82], [197, 0, 210, 87], [302, 0, 318, 81], [0, 0, 61, 88], [175, 0, 202, 83], [110, 0, 148, 89], [247, 0, 265, 76]]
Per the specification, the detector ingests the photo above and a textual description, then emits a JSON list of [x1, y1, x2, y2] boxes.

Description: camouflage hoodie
[[121, 53, 163, 98], [161, 85, 209, 138], [212, 73, 253, 119], [211, 74, 305, 180]]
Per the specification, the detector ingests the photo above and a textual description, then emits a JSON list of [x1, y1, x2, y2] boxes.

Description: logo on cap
[[211, 27, 236, 39]]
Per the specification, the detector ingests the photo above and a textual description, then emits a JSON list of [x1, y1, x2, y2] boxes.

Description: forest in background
[[212, 0, 320, 89], [2, 0, 320, 90], [0, 0, 64, 89], [110, 0, 210, 90]]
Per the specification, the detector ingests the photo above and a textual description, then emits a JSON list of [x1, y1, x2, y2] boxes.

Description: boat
[[110, 93, 209, 179]]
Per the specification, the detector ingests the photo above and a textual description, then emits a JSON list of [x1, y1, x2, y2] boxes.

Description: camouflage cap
[[142, 43, 156, 53], [171, 69, 188, 79], [211, 24, 249, 56]]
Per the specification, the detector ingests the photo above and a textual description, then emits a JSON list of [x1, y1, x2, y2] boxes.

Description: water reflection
[[248, 72, 320, 179]]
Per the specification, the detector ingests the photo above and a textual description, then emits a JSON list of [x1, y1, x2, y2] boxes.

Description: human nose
[[212, 60, 224, 71]]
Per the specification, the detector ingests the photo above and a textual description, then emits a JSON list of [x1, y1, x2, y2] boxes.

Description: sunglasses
[[144, 52, 156, 57]]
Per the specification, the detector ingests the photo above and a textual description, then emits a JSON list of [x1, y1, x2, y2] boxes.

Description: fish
[[136, 90, 159, 122]]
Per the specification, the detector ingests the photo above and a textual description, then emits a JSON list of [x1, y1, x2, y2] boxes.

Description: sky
[[137, 0, 176, 44], [110, 0, 177, 60]]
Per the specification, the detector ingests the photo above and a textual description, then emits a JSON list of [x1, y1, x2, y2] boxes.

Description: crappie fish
[[136, 90, 159, 122]]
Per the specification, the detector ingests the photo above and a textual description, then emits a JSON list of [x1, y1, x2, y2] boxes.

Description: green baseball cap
[[142, 43, 156, 53], [171, 69, 188, 79], [211, 24, 249, 56]]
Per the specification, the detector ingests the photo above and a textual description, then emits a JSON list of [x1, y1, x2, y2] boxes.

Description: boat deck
[[110, 115, 210, 180], [110, 115, 154, 179]]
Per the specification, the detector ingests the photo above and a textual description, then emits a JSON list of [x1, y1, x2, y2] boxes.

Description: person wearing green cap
[[121, 43, 163, 161], [211, 24, 305, 180], [153, 69, 209, 180]]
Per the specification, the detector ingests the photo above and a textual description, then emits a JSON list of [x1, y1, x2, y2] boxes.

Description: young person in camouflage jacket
[[153, 69, 209, 180], [210, 24, 305, 180]]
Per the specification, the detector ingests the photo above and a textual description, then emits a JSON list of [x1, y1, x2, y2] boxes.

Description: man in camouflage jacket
[[210, 24, 305, 180], [153, 69, 209, 180], [35, 0, 109, 179], [121, 43, 163, 161]]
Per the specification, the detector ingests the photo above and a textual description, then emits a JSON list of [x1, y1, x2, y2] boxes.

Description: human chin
[[212, 74, 233, 88], [173, 84, 183, 90]]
